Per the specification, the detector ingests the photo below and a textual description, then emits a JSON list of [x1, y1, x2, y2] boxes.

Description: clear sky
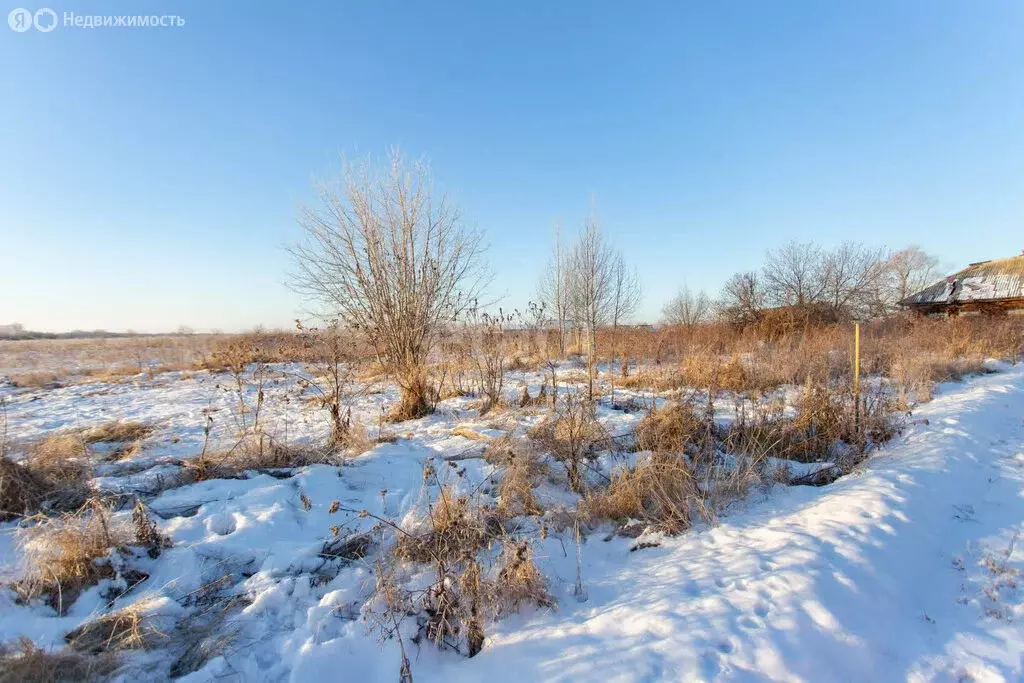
[[2, 1, 1023, 332]]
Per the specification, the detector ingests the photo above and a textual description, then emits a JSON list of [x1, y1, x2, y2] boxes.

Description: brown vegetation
[[1, 434, 90, 520], [584, 452, 708, 535], [65, 599, 166, 654], [0, 638, 118, 683], [15, 500, 135, 612]]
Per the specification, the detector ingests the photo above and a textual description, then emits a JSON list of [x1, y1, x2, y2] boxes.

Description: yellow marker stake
[[854, 323, 861, 437]]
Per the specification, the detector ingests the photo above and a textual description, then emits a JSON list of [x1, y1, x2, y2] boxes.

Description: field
[[0, 318, 1022, 682]]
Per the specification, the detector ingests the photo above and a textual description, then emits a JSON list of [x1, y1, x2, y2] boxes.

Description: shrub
[[486, 438, 546, 518], [529, 393, 609, 492]]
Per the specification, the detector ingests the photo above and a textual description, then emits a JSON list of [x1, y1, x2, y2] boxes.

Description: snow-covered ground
[[1, 362, 1022, 681]]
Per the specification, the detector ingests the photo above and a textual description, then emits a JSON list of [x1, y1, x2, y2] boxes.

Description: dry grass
[[608, 316, 1021, 402], [529, 393, 610, 492], [7, 371, 62, 389], [65, 598, 167, 654], [393, 484, 492, 565], [632, 402, 708, 454], [452, 426, 494, 442], [188, 436, 338, 482], [486, 437, 547, 518], [0, 638, 118, 683], [494, 540, 553, 614], [0, 435, 90, 520], [583, 452, 706, 534], [15, 500, 135, 612], [82, 421, 154, 445]]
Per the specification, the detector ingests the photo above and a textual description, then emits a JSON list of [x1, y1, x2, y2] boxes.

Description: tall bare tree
[[537, 226, 571, 357], [885, 246, 940, 309], [662, 286, 711, 327], [568, 216, 617, 400], [289, 151, 488, 420], [762, 240, 827, 307], [716, 271, 765, 326], [609, 253, 642, 367], [819, 242, 888, 318]]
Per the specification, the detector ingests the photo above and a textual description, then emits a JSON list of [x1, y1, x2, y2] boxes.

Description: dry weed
[[632, 402, 707, 454], [65, 599, 167, 654], [15, 500, 135, 612], [493, 540, 553, 614], [0, 434, 90, 520], [529, 393, 609, 492], [583, 452, 705, 534], [0, 637, 118, 683], [487, 438, 546, 518], [393, 484, 492, 565], [82, 421, 154, 445]]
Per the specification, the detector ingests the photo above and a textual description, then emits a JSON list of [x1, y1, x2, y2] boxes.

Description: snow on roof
[[902, 253, 1024, 306]]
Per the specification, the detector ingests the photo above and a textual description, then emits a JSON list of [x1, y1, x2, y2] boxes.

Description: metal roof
[[902, 254, 1024, 306]]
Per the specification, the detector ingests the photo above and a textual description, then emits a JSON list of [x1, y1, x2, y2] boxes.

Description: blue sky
[[2, 1, 1022, 332]]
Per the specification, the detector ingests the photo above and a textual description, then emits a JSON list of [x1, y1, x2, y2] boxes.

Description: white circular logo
[[33, 8, 57, 32], [8, 8, 32, 32]]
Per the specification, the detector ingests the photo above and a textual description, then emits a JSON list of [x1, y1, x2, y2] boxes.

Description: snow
[[1, 362, 1022, 681]]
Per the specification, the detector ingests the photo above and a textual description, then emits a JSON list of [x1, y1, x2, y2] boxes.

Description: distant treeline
[[0, 324, 196, 341]]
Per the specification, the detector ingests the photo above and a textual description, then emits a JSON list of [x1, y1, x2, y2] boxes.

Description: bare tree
[[819, 242, 888, 318], [609, 253, 642, 369], [762, 240, 827, 307], [716, 271, 765, 326], [568, 216, 616, 400], [289, 151, 488, 420], [537, 226, 571, 358], [662, 286, 711, 327], [885, 246, 940, 310]]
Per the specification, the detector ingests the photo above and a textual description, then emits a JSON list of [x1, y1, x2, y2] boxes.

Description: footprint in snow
[[753, 601, 771, 618], [736, 615, 763, 630], [205, 512, 237, 536], [699, 650, 722, 680]]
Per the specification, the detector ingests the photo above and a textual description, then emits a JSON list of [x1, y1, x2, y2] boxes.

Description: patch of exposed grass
[[583, 452, 707, 534], [65, 598, 168, 654], [632, 402, 707, 454], [0, 434, 90, 520], [82, 421, 154, 445], [0, 637, 118, 683], [15, 500, 135, 613]]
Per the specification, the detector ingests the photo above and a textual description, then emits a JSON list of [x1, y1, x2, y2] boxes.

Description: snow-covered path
[[414, 365, 1024, 683]]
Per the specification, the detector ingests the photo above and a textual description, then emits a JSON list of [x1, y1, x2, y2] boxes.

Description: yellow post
[[854, 322, 861, 437]]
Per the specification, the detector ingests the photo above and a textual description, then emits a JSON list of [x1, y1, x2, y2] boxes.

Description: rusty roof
[[902, 254, 1024, 306]]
